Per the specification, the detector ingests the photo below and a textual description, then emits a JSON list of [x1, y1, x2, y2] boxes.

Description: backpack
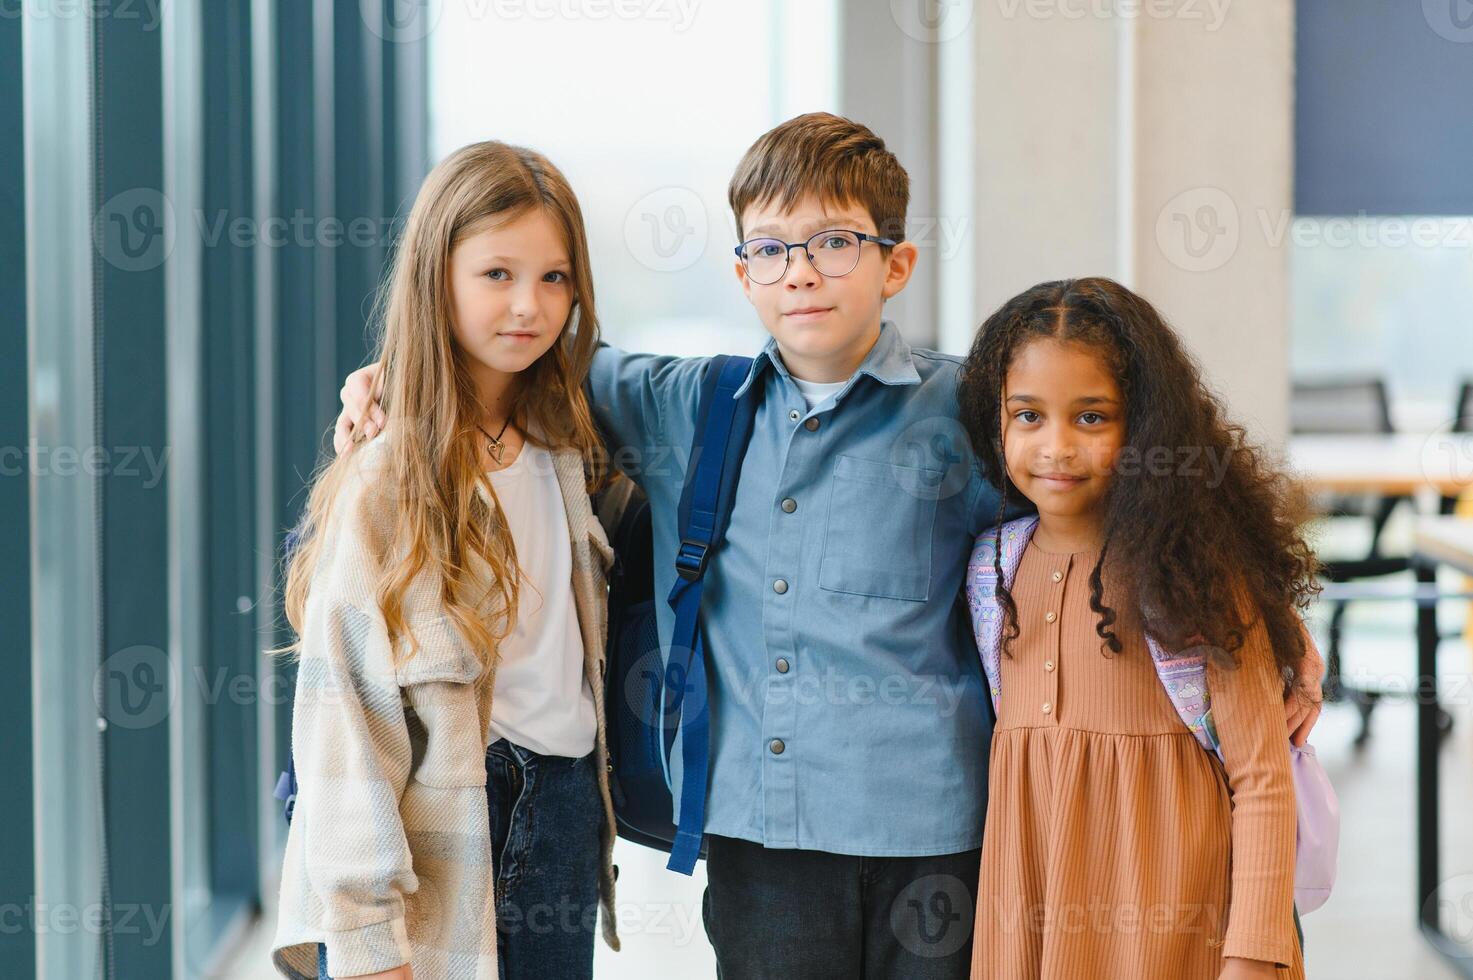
[[595, 354, 759, 875], [966, 514, 1340, 914]]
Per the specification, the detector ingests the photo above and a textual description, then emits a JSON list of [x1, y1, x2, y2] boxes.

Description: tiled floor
[[220, 595, 1473, 980]]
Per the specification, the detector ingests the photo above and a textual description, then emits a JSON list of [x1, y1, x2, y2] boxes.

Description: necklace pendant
[[488, 439, 506, 465]]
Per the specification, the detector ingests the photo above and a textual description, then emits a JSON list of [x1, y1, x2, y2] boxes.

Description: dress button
[[1045, 611, 1057, 623], [770, 738, 786, 755], [804, 417, 820, 431], [773, 579, 789, 594], [789, 409, 801, 421], [1052, 570, 1063, 582], [781, 498, 797, 513], [1041, 702, 1052, 714], [776, 658, 790, 674], [1044, 660, 1055, 672]]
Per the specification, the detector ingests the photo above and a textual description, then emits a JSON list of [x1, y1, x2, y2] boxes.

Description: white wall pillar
[[963, 0, 1295, 450]]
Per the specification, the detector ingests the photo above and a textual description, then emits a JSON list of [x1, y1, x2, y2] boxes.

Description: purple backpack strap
[[966, 516, 1039, 711], [1147, 638, 1222, 757]]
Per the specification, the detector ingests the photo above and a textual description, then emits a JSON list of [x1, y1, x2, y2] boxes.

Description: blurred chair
[[1437, 379, 1471, 516], [1442, 380, 1473, 652], [1293, 377, 1413, 745]]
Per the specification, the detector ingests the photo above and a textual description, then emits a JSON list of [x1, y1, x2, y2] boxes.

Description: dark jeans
[[318, 737, 601, 980], [701, 833, 982, 980]]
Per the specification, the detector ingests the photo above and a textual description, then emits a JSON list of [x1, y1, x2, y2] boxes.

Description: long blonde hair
[[282, 141, 608, 670]]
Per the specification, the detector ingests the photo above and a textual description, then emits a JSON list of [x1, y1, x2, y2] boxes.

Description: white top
[[484, 442, 598, 758], [791, 375, 848, 411]]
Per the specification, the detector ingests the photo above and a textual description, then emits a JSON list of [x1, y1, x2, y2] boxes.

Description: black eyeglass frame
[[733, 228, 898, 284]]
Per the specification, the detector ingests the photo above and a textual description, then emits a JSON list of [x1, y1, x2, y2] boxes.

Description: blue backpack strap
[[274, 754, 298, 823], [664, 354, 757, 875], [276, 519, 308, 824]]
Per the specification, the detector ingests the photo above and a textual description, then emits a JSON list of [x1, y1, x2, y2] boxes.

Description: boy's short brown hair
[[727, 112, 909, 244]]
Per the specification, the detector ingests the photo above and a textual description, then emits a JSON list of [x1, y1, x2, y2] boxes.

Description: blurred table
[[1289, 433, 1473, 497], [1411, 517, 1473, 977], [1292, 438, 1473, 974]]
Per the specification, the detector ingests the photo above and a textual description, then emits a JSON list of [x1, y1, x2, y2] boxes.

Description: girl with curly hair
[[958, 277, 1322, 980]]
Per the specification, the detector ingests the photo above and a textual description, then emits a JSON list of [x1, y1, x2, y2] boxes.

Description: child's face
[[447, 208, 573, 388], [733, 194, 916, 380], [1002, 337, 1125, 522]]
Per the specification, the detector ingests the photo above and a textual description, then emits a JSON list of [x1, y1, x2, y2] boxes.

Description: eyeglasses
[[734, 228, 897, 285]]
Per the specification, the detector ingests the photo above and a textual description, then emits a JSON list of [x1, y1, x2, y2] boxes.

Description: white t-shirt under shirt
[[791, 375, 847, 411], [484, 441, 598, 759]]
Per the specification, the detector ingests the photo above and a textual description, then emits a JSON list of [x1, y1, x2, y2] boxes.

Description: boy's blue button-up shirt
[[589, 321, 1022, 856]]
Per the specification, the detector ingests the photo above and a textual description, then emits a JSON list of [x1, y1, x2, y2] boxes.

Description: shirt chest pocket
[[396, 616, 489, 789], [818, 454, 941, 602]]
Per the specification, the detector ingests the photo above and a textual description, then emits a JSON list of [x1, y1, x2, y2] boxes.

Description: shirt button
[[789, 409, 801, 421], [773, 579, 789, 594], [776, 658, 790, 674], [781, 498, 797, 513], [1042, 702, 1052, 714], [1044, 660, 1055, 672], [770, 738, 786, 755], [1045, 611, 1057, 623], [804, 417, 820, 431], [1052, 570, 1063, 582]]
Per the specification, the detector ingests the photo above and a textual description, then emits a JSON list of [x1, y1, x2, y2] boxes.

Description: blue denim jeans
[[318, 737, 601, 980]]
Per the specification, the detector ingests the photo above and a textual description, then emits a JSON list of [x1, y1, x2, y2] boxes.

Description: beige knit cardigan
[[272, 435, 621, 979]]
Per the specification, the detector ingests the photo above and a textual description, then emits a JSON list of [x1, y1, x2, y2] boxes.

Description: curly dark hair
[[958, 277, 1320, 690]]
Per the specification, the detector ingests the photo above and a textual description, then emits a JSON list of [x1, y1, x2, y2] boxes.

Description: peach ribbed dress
[[970, 540, 1304, 980]]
